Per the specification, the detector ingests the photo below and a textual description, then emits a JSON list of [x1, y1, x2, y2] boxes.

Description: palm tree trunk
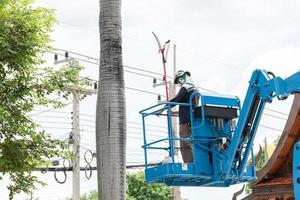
[[96, 0, 126, 199]]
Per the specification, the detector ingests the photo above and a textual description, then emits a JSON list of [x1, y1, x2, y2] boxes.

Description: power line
[[38, 127, 71, 130], [48, 51, 170, 79], [35, 120, 71, 124], [81, 123, 95, 128], [128, 126, 167, 134], [30, 102, 72, 116], [263, 113, 287, 121], [127, 131, 165, 138], [45, 50, 291, 133], [56, 22, 244, 72], [32, 110, 71, 114], [80, 118, 168, 130], [259, 124, 282, 132], [126, 87, 164, 97], [264, 107, 288, 116], [80, 113, 95, 118], [124, 65, 172, 79], [125, 69, 162, 80], [32, 115, 71, 119], [197, 86, 218, 94], [48, 49, 290, 117], [127, 121, 167, 129], [176, 47, 244, 71]]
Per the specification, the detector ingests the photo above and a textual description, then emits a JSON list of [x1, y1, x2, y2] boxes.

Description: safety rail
[[139, 101, 190, 169]]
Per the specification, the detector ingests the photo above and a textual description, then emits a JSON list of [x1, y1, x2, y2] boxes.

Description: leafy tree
[[78, 190, 98, 200], [126, 172, 172, 200], [0, 0, 90, 198], [245, 138, 280, 194], [67, 172, 173, 200]]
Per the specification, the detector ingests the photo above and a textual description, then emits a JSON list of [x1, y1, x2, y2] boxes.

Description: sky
[[1, 0, 300, 199]]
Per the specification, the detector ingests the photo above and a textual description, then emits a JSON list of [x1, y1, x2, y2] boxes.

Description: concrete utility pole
[[54, 53, 95, 200], [55, 53, 81, 200], [171, 44, 181, 200], [72, 87, 80, 200]]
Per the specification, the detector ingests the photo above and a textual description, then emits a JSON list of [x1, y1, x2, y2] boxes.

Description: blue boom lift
[[140, 69, 300, 191]]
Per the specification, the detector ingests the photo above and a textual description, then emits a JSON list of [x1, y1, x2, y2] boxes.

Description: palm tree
[[96, 0, 126, 199]]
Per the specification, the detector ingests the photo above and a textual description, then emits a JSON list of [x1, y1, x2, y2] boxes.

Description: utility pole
[[72, 85, 80, 200], [54, 52, 95, 200], [264, 137, 269, 164], [171, 44, 181, 200]]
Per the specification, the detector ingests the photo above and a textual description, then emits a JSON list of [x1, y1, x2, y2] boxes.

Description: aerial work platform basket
[[140, 69, 300, 187], [139, 93, 256, 187]]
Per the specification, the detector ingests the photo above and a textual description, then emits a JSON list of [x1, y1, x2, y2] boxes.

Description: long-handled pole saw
[[152, 32, 171, 102]]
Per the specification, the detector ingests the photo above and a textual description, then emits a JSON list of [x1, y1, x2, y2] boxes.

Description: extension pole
[[152, 32, 170, 102], [162, 52, 169, 102]]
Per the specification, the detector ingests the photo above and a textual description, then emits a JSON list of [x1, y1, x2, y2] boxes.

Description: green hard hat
[[174, 70, 191, 84]]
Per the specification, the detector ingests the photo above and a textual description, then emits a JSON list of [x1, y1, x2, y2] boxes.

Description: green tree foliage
[[245, 148, 267, 194], [126, 172, 172, 200], [0, 0, 90, 198], [79, 190, 98, 200], [67, 172, 173, 200], [245, 138, 280, 195]]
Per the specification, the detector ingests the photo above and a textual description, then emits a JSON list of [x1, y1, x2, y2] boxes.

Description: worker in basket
[[159, 70, 199, 163]]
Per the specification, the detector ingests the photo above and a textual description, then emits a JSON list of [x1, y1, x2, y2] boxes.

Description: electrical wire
[[128, 126, 167, 134], [42, 49, 291, 136], [56, 22, 243, 72], [259, 124, 282, 132], [35, 121, 71, 125], [38, 126, 71, 130], [32, 115, 71, 119], [30, 102, 72, 116], [126, 87, 165, 97], [32, 110, 71, 114], [48, 49, 290, 117]]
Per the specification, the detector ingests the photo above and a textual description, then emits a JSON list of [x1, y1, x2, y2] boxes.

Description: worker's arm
[[169, 87, 187, 103], [156, 87, 187, 116]]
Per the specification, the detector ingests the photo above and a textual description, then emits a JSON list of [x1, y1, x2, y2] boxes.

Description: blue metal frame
[[140, 69, 300, 187], [294, 141, 300, 200]]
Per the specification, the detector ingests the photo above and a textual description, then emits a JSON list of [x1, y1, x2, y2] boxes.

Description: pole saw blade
[[152, 32, 170, 102], [152, 32, 162, 53]]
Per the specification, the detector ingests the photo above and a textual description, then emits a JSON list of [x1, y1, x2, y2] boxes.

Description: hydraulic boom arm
[[224, 69, 300, 178]]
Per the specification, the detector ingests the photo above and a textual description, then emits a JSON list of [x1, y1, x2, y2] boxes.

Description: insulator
[[158, 95, 161, 101], [153, 78, 157, 84], [52, 160, 60, 166], [65, 51, 69, 59], [94, 82, 98, 90], [54, 54, 58, 61]]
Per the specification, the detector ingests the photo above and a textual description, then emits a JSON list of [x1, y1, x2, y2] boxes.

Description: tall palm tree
[[96, 0, 126, 199]]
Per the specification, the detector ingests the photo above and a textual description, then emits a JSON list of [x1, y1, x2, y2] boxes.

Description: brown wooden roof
[[243, 94, 300, 200]]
